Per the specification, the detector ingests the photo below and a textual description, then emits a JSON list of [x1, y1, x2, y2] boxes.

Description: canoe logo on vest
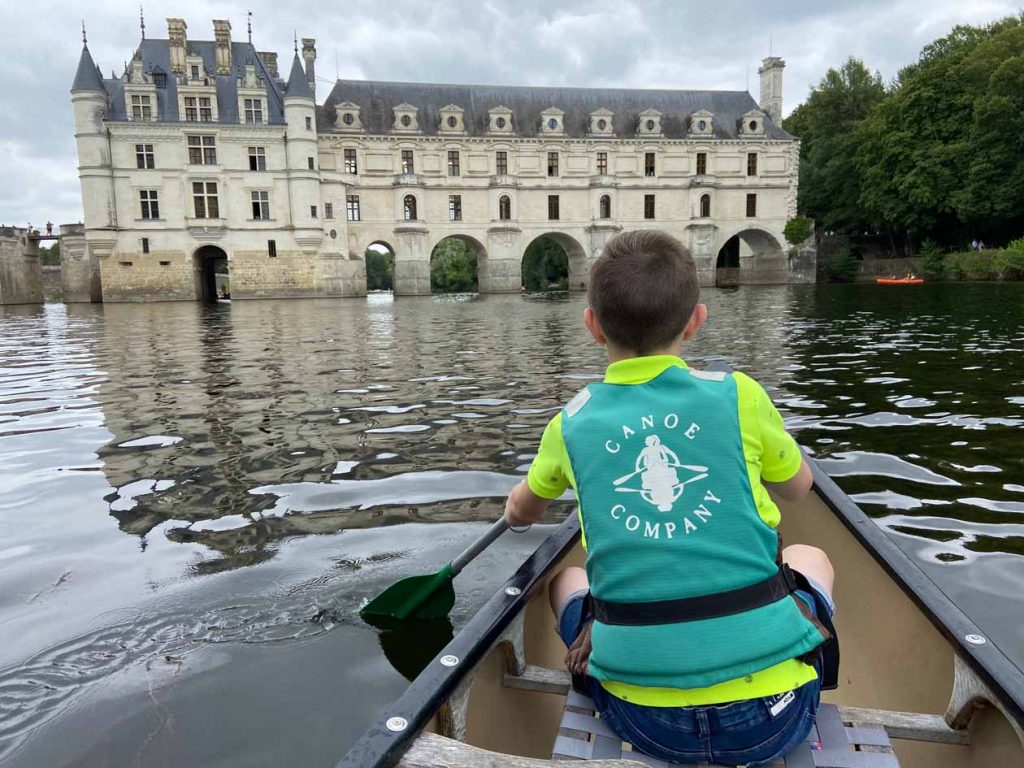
[[605, 414, 721, 538]]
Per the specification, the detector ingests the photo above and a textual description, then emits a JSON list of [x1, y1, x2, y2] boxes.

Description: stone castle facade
[[70, 17, 811, 303]]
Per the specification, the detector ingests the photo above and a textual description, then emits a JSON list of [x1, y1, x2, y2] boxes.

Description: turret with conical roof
[[70, 32, 116, 232], [285, 53, 314, 100], [284, 48, 321, 251]]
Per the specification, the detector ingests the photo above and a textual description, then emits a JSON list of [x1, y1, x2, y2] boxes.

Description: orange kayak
[[876, 278, 924, 284]]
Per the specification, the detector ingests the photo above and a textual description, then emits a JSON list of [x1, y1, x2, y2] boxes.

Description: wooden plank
[[504, 666, 971, 746], [399, 731, 649, 767]]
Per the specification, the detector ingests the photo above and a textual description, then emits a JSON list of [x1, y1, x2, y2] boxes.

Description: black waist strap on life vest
[[591, 565, 801, 626]]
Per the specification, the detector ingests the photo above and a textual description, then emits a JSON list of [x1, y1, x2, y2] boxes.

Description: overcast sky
[[0, 0, 1017, 228]]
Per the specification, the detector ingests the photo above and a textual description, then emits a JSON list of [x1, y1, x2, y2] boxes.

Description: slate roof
[[285, 53, 314, 99], [97, 38, 286, 124], [71, 44, 105, 92], [320, 80, 793, 140]]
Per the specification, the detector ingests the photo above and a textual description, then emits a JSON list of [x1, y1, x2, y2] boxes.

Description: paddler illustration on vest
[[614, 435, 708, 512]]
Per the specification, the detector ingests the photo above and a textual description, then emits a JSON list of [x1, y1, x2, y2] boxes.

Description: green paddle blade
[[360, 563, 456, 622]]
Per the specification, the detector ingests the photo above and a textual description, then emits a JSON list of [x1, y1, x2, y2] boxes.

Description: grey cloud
[[0, 0, 1016, 228]]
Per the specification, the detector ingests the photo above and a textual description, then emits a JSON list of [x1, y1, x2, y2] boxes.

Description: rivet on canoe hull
[[441, 654, 459, 667], [505, 586, 522, 596], [965, 634, 987, 645], [385, 717, 407, 732]]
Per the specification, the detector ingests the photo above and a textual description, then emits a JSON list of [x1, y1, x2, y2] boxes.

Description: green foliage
[[522, 238, 568, 290], [430, 238, 478, 293], [945, 251, 1000, 280], [39, 242, 60, 265], [783, 216, 814, 246], [783, 58, 885, 233], [826, 248, 859, 282], [995, 241, 1024, 278], [855, 16, 1024, 240], [365, 248, 393, 290], [919, 239, 946, 279]]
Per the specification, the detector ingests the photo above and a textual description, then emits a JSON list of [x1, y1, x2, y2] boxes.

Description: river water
[[1, 284, 1022, 767]]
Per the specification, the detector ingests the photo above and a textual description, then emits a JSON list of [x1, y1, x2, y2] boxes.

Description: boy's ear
[[583, 307, 607, 345], [682, 303, 708, 341]]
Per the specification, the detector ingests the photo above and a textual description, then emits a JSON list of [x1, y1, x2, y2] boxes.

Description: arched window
[[498, 195, 511, 221], [403, 194, 417, 221], [700, 194, 711, 218], [599, 194, 611, 219]]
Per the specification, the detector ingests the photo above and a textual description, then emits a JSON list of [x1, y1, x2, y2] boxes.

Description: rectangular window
[[268, 239, 277, 257], [547, 151, 559, 177], [548, 195, 559, 221], [401, 150, 414, 174], [130, 94, 152, 121], [192, 181, 219, 219], [139, 189, 159, 220], [324, 202, 334, 219], [346, 195, 360, 221], [244, 98, 264, 125], [496, 150, 507, 175], [746, 193, 757, 217], [447, 150, 460, 176], [747, 152, 758, 176], [448, 195, 462, 221], [184, 96, 198, 122], [644, 194, 656, 219], [645, 152, 656, 177], [597, 152, 608, 175], [191, 65, 200, 80], [307, 156, 315, 170], [696, 152, 707, 175], [248, 146, 266, 171], [305, 116, 312, 130], [310, 205, 318, 218], [135, 144, 154, 169], [187, 135, 217, 165], [344, 148, 357, 174], [141, 237, 150, 254], [199, 97, 212, 122], [251, 190, 270, 220]]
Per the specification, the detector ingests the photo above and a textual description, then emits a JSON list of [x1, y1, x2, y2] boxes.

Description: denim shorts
[[556, 575, 835, 766]]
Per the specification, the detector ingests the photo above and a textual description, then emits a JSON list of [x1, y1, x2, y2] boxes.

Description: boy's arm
[[745, 374, 813, 505], [505, 413, 570, 528]]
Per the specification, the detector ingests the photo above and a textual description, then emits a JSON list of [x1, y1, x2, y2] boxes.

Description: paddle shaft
[[450, 517, 510, 576]]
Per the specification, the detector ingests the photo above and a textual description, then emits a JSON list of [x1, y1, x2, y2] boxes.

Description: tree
[[783, 58, 884, 234], [39, 242, 60, 265], [430, 238, 478, 292], [783, 216, 813, 246], [522, 238, 568, 290], [365, 248, 393, 290]]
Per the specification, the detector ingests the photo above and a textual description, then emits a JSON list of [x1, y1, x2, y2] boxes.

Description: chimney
[[213, 20, 232, 75], [758, 56, 785, 124], [301, 37, 316, 98], [259, 51, 279, 78], [167, 18, 187, 74]]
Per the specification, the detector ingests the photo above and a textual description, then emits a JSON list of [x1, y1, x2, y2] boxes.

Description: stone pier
[[0, 227, 43, 305], [59, 224, 102, 303]]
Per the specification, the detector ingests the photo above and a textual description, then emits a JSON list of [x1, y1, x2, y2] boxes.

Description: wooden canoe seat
[[553, 689, 899, 767]]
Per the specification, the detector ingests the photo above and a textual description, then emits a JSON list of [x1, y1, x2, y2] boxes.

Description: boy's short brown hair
[[588, 230, 700, 354]]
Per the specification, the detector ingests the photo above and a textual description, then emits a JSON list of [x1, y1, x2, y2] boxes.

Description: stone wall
[[59, 224, 102, 303], [41, 266, 63, 302], [0, 227, 43, 305], [818, 234, 920, 282]]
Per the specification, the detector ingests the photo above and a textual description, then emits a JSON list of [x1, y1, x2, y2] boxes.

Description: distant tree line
[[785, 14, 1024, 254]]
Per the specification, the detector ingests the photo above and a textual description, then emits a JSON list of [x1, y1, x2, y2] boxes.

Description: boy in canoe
[[504, 229, 836, 766]]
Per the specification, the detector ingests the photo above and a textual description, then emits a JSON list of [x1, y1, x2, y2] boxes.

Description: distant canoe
[[876, 278, 925, 284]]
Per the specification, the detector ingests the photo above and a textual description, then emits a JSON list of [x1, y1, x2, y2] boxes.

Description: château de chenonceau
[[64, 16, 814, 302]]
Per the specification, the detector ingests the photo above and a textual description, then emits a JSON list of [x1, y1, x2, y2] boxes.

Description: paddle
[[359, 517, 514, 622]]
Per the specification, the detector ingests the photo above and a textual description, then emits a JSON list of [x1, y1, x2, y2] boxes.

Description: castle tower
[[284, 52, 322, 253], [70, 37, 116, 231], [758, 56, 785, 124]]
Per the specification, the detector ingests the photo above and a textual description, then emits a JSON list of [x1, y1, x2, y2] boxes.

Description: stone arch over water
[[522, 232, 588, 292], [365, 240, 395, 291], [193, 244, 229, 301], [428, 234, 488, 293], [714, 228, 786, 286]]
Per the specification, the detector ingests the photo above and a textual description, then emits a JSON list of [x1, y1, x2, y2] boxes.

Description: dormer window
[[130, 94, 153, 121], [191, 65, 200, 80], [739, 109, 767, 137], [638, 109, 662, 137], [689, 109, 714, 138], [589, 108, 614, 137], [244, 98, 264, 125], [540, 107, 565, 136], [496, 117, 506, 128], [393, 104, 419, 133], [488, 106, 514, 135], [401, 115, 411, 126], [335, 102, 363, 132], [598, 119, 607, 130], [153, 71, 167, 88], [439, 105, 466, 133]]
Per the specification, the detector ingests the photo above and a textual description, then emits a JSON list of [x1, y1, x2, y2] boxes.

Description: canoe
[[337, 461, 1024, 768], [875, 278, 925, 284]]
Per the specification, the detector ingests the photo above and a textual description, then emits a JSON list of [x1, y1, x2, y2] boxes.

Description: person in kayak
[[503, 229, 836, 766]]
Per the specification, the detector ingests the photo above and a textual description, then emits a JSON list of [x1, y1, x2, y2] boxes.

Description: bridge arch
[[522, 232, 588, 292], [192, 244, 229, 301], [714, 227, 785, 286], [429, 233, 487, 294], [365, 240, 395, 291]]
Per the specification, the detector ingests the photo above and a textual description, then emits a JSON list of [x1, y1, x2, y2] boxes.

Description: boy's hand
[[504, 479, 551, 529]]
